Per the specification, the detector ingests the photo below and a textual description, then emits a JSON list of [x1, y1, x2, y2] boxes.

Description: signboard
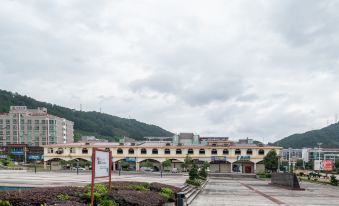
[[125, 157, 136, 162], [314, 160, 323, 171], [237, 156, 250, 161], [91, 148, 112, 206], [94, 151, 110, 178], [0, 155, 7, 159], [28, 155, 43, 160], [323, 160, 333, 171], [211, 156, 227, 162], [11, 151, 24, 156]]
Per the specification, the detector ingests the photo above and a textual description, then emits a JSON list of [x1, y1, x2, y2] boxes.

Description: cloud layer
[[1, 0, 339, 143]]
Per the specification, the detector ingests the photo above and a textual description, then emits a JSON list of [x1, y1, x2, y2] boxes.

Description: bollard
[[176, 192, 185, 206], [34, 161, 37, 174]]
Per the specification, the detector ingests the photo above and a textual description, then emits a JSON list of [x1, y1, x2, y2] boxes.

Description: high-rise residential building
[[0, 106, 74, 146]]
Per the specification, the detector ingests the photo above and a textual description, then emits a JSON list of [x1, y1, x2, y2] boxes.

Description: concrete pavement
[[0, 171, 186, 188], [191, 178, 339, 206]]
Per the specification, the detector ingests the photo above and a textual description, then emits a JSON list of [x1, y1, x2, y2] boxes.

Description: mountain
[[274, 122, 339, 148], [0, 89, 173, 141]]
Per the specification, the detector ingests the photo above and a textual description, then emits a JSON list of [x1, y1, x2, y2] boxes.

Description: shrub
[[57, 194, 70, 201], [97, 199, 118, 206], [186, 179, 201, 187], [109, 190, 167, 206], [159, 188, 173, 199], [85, 184, 108, 194], [330, 175, 338, 186], [198, 166, 208, 179], [149, 183, 180, 193], [128, 185, 149, 192], [0, 200, 11, 206]]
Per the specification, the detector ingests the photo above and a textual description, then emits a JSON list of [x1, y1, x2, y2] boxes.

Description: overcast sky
[[1, 0, 339, 143]]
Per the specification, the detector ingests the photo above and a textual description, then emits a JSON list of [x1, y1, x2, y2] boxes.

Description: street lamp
[[317, 143, 322, 173]]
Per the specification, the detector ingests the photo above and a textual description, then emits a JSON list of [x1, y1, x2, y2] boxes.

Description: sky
[[1, 0, 339, 143]]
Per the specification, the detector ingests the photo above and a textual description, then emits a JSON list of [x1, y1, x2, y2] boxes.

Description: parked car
[[171, 168, 179, 173], [140, 167, 153, 172], [71, 167, 86, 171]]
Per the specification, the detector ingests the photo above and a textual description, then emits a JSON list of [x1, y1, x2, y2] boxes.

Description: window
[[211, 149, 218, 155], [212, 144, 217, 147], [188, 148, 194, 155], [223, 149, 229, 155], [165, 149, 171, 154], [176, 149, 182, 154], [82, 148, 88, 154], [259, 149, 265, 155], [199, 149, 205, 155], [152, 148, 158, 154], [117, 148, 123, 154], [35, 120, 39, 124], [105, 148, 110, 152], [128, 148, 134, 154], [141, 148, 147, 154], [247, 149, 253, 155], [56, 148, 64, 154], [235, 149, 241, 155], [48, 148, 53, 153]]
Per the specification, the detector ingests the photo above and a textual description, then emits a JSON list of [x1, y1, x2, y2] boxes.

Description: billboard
[[95, 151, 110, 178], [211, 156, 227, 161], [323, 160, 333, 171]]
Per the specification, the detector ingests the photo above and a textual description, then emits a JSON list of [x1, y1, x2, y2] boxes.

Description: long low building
[[43, 138, 282, 174]]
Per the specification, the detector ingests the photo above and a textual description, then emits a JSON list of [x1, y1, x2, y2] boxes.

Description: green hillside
[[274, 123, 339, 148], [0, 89, 173, 141]]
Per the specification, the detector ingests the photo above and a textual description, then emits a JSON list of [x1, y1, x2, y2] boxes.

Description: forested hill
[[0, 89, 173, 141], [274, 122, 339, 148]]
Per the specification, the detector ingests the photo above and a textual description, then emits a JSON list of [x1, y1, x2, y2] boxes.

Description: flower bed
[[0, 182, 180, 206]]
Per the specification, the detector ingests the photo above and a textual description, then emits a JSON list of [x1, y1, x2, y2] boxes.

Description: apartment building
[[0, 106, 74, 146]]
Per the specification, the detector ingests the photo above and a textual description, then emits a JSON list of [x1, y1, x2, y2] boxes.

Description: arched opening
[[139, 159, 161, 172], [164, 148, 171, 154], [141, 148, 147, 154], [223, 149, 229, 155], [152, 148, 158, 154], [116, 158, 136, 171], [211, 149, 218, 155], [82, 148, 88, 154], [176, 149, 182, 154], [199, 149, 205, 155], [235, 149, 241, 155], [258, 149, 265, 155], [188, 148, 194, 155], [117, 148, 123, 154], [247, 149, 253, 155], [128, 148, 134, 154]]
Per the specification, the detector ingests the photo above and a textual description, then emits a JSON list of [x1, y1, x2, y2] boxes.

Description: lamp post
[[317, 143, 322, 173], [288, 147, 291, 173]]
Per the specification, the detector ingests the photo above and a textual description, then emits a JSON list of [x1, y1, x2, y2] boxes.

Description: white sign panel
[[314, 160, 323, 171], [95, 151, 110, 177]]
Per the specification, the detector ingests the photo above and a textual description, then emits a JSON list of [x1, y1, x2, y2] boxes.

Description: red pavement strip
[[240, 182, 288, 205]]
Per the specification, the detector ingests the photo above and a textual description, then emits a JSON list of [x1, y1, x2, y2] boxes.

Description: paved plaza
[[192, 178, 339, 206], [0, 171, 186, 188]]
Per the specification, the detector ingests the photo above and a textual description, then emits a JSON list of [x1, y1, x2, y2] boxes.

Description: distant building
[[80, 136, 108, 143], [0, 106, 74, 146], [173, 133, 200, 145]]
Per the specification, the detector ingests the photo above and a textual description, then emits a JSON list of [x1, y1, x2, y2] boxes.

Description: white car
[[71, 167, 86, 171], [140, 167, 153, 172]]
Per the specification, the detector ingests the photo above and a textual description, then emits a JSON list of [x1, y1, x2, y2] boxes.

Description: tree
[[140, 160, 153, 168], [198, 161, 209, 179], [162, 159, 171, 169], [295, 159, 304, 169], [189, 163, 199, 180], [181, 155, 193, 171], [263, 150, 278, 172], [335, 159, 339, 169]]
